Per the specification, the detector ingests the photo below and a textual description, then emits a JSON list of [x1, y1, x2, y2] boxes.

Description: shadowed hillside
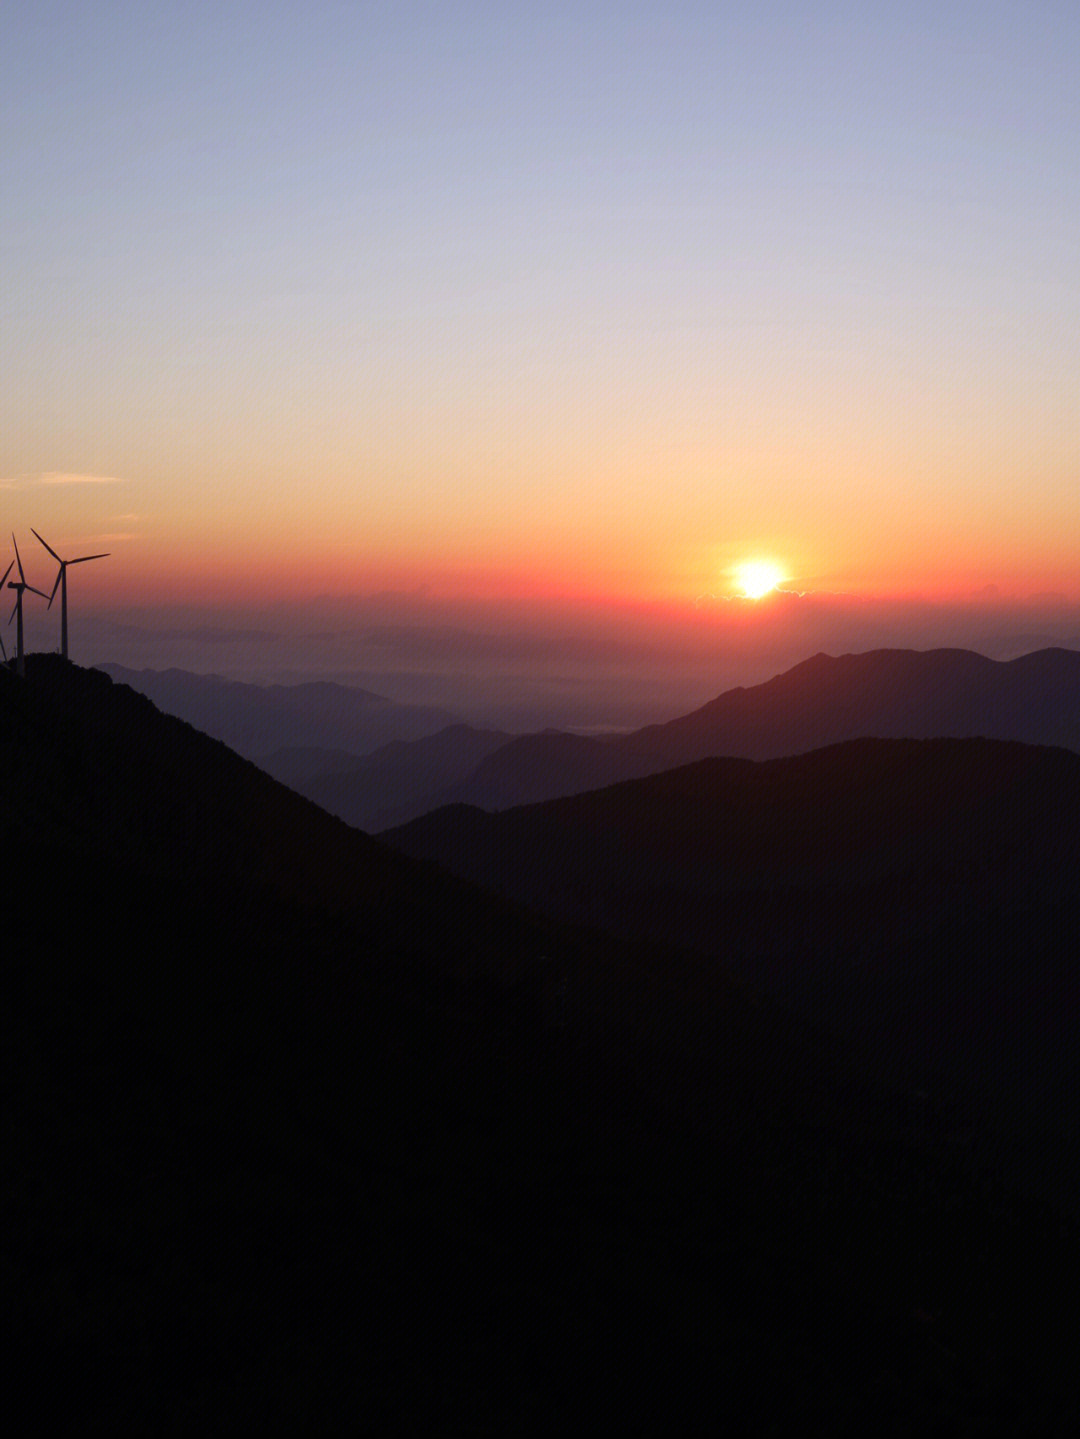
[[7, 658, 1080, 1431], [386, 738, 1080, 1195]]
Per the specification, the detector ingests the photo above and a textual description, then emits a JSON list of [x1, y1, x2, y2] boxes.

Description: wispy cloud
[[0, 472, 127, 489]]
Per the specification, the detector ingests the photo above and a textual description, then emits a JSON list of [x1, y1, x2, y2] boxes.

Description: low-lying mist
[[72, 587, 1079, 731]]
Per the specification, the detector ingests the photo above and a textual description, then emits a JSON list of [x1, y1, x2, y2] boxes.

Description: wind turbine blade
[[12, 535, 25, 584], [0, 631, 6, 661], [9, 599, 18, 626], [0, 562, 12, 590], [69, 553, 110, 564], [48, 569, 62, 608], [30, 528, 63, 563], [27, 586, 50, 599]]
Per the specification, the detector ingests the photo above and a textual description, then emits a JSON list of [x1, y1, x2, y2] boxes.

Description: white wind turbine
[[31, 529, 110, 661]]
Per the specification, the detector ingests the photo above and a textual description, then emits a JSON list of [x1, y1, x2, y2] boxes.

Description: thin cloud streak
[[0, 472, 127, 489], [39, 531, 136, 546], [693, 586, 851, 606]]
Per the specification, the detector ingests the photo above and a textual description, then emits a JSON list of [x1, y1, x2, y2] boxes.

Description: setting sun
[[736, 562, 785, 600]]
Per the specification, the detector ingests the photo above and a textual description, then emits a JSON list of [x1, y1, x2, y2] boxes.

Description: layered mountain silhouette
[[272, 722, 514, 830], [446, 647, 1080, 811], [626, 645, 1080, 760], [7, 657, 1080, 1429], [96, 662, 458, 763], [269, 647, 1080, 828]]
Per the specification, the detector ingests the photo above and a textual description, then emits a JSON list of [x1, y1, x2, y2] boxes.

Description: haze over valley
[[100, 646, 1080, 831]]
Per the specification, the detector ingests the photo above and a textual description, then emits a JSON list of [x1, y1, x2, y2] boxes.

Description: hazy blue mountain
[[95, 663, 459, 761], [97, 649, 1080, 827], [440, 647, 1080, 812]]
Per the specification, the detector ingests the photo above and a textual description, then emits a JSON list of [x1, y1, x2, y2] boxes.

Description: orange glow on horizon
[[6, 482, 1078, 615], [61, 540, 1080, 614]]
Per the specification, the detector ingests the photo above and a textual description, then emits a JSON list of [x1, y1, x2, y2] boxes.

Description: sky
[[2, 1, 1077, 714]]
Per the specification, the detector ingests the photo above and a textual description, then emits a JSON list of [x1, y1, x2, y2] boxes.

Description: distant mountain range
[[269, 647, 1080, 829], [452, 646, 1080, 810], [96, 663, 459, 762]]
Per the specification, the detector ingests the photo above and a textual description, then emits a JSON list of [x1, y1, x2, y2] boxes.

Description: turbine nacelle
[[32, 529, 109, 608]]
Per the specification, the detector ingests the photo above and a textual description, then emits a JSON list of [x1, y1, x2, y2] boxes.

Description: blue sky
[[3, 1, 1077, 615]]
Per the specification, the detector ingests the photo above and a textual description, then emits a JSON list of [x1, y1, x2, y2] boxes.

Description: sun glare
[[736, 561, 784, 600]]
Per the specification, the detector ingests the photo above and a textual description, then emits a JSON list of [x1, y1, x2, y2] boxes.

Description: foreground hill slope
[[6, 658, 1080, 1430], [6, 660, 541, 975], [438, 647, 1080, 811]]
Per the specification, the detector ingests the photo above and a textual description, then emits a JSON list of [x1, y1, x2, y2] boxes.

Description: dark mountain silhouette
[[625, 647, 1080, 764], [287, 723, 514, 830], [7, 657, 1080, 1430], [385, 738, 1080, 1183], [440, 727, 655, 811], [265, 725, 632, 830], [96, 662, 459, 762], [439, 647, 1080, 811]]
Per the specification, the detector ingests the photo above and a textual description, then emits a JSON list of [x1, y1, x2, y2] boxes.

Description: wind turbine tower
[[31, 529, 109, 661], [8, 537, 49, 677], [0, 562, 12, 666]]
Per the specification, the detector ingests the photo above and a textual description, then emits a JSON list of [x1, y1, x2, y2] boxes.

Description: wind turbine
[[31, 529, 109, 661], [0, 562, 11, 665], [8, 536, 49, 677]]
